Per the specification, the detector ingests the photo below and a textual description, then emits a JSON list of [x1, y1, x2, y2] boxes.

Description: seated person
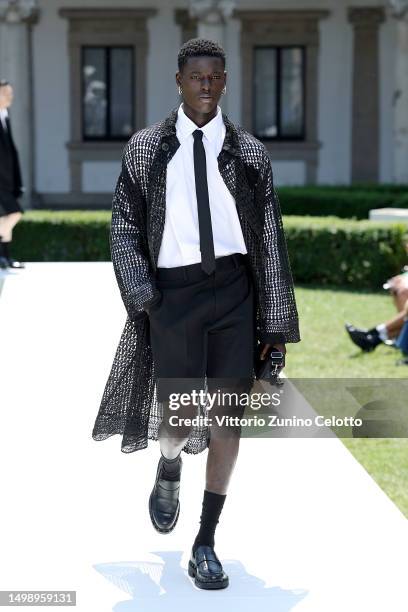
[[395, 319, 408, 363], [345, 269, 408, 352]]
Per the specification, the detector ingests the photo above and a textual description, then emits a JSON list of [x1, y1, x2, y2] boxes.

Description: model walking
[[92, 38, 300, 589]]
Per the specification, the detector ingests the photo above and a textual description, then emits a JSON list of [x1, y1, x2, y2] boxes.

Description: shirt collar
[[176, 102, 223, 144]]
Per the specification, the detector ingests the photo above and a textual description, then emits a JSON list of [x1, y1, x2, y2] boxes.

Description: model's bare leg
[[205, 386, 244, 494], [206, 424, 241, 495], [0, 211, 22, 242], [158, 399, 194, 459]]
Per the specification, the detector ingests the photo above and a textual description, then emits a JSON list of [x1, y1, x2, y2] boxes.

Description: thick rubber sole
[[188, 559, 229, 590]]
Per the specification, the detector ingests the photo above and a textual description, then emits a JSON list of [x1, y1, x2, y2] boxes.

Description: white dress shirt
[[157, 102, 247, 268], [0, 108, 8, 131]]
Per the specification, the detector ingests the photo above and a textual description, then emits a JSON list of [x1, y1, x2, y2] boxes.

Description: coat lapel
[[147, 104, 262, 271]]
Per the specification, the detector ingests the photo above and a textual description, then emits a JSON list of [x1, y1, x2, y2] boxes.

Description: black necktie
[[193, 129, 215, 275]]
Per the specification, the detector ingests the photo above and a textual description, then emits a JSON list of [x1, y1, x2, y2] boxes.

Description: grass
[[286, 284, 406, 378], [284, 285, 408, 518]]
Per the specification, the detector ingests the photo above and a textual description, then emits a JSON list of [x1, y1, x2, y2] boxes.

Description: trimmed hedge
[[11, 210, 408, 289], [283, 215, 407, 288], [277, 185, 408, 219], [13, 210, 111, 262]]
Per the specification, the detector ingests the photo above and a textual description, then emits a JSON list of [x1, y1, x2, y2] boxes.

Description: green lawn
[[285, 285, 408, 518], [286, 284, 406, 378]]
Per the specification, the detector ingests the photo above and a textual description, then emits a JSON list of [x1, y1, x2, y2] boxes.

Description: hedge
[[11, 210, 408, 289], [283, 215, 407, 288], [13, 210, 111, 261], [277, 185, 408, 219]]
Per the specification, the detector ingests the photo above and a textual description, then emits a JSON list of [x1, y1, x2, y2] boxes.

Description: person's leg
[[191, 385, 248, 553], [148, 269, 209, 534], [393, 288, 408, 313], [204, 262, 253, 493], [205, 402, 242, 495], [192, 258, 254, 555], [378, 310, 407, 339], [0, 211, 22, 242], [0, 212, 25, 268], [158, 398, 194, 460]]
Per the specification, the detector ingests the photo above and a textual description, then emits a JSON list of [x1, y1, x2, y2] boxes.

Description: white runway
[[0, 262, 407, 611]]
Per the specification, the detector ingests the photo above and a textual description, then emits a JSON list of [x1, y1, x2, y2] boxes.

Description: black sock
[[0, 240, 10, 259], [192, 489, 227, 554], [160, 450, 182, 481]]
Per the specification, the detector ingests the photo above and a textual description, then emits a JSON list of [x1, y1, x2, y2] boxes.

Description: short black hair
[[178, 38, 226, 72], [0, 80, 10, 88]]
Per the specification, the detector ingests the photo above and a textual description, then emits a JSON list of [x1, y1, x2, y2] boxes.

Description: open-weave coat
[[92, 104, 301, 454]]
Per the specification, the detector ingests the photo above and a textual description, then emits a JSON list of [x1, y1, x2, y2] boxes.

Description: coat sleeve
[[110, 141, 161, 321], [256, 146, 301, 344]]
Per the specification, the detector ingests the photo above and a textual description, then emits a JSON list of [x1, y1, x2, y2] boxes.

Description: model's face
[[0, 85, 13, 109], [176, 56, 226, 116]]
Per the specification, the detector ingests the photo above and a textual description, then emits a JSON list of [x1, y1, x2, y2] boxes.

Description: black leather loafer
[[188, 544, 229, 589], [7, 258, 25, 269], [345, 323, 381, 352], [148, 455, 182, 534]]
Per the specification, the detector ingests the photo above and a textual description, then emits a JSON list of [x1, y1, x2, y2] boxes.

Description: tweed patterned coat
[[92, 104, 300, 454]]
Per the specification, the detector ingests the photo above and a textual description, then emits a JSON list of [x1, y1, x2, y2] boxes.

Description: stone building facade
[[0, 0, 407, 209]]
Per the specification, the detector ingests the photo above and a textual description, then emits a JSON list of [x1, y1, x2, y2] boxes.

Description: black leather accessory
[[254, 343, 285, 384], [0, 240, 25, 269], [148, 455, 182, 534], [193, 129, 216, 275], [188, 544, 229, 589], [345, 323, 382, 352], [6, 257, 25, 269]]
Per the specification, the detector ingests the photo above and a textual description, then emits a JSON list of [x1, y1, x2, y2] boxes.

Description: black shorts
[[148, 253, 255, 405], [0, 191, 24, 216]]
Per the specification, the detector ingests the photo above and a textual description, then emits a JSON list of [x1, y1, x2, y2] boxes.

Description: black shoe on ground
[[188, 544, 229, 590], [6, 257, 25, 269], [0, 256, 8, 269], [148, 455, 182, 534], [345, 323, 382, 352]]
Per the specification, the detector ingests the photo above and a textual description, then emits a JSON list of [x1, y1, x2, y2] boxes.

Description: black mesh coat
[[92, 104, 301, 454]]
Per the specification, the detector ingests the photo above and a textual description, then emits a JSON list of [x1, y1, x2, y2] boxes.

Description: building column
[[348, 7, 385, 183], [188, 0, 235, 45], [0, 0, 39, 209], [188, 1, 235, 116], [389, 1, 408, 183]]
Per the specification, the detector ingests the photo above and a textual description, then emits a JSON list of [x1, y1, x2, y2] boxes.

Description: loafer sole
[[188, 559, 229, 589]]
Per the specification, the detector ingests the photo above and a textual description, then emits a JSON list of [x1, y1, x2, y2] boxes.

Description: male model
[[0, 80, 25, 269], [92, 38, 300, 590]]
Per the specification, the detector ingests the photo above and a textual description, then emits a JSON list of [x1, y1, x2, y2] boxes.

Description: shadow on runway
[[93, 550, 308, 610]]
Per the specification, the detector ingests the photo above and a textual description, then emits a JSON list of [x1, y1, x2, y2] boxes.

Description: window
[[254, 46, 305, 140], [82, 46, 134, 140]]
